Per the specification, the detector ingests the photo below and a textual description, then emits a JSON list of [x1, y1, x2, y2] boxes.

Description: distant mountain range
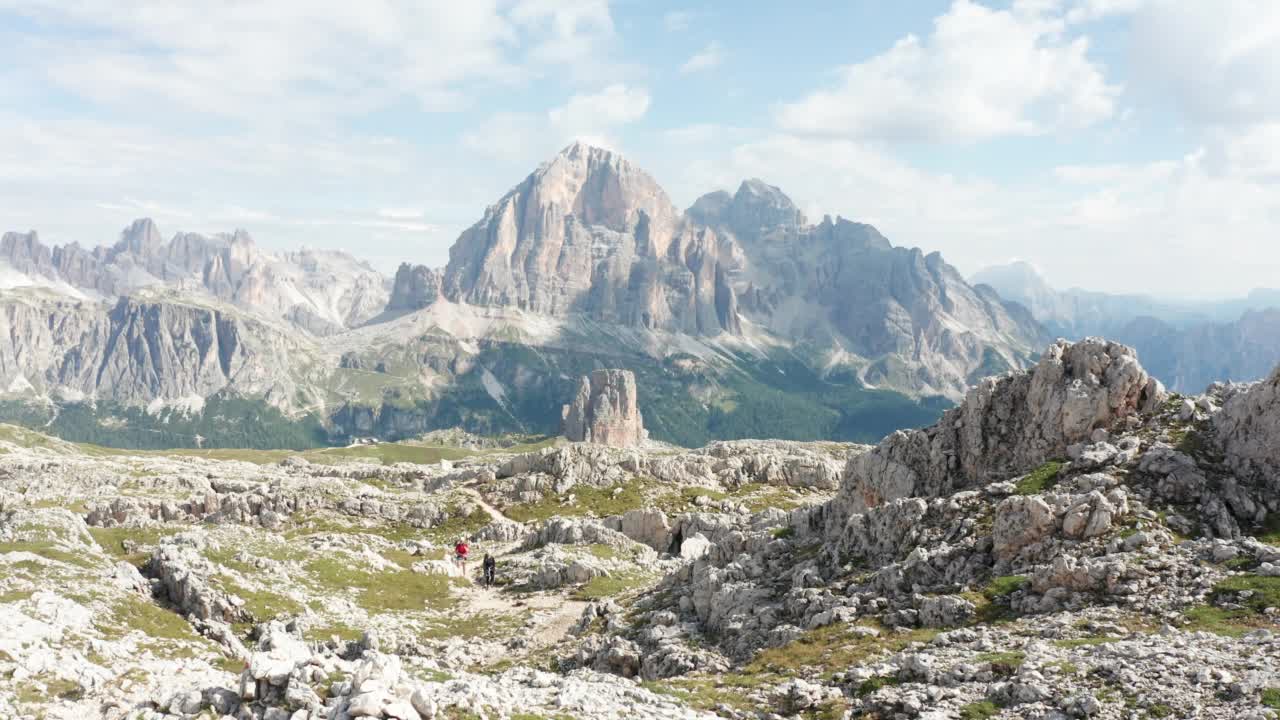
[[0, 143, 1051, 448], [972, 260, 1280, 392]]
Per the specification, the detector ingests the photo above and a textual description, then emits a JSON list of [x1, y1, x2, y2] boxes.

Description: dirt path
[[451, 485, 587, 651], [458, 485, 509, 525], [461, 585, 590, 648]]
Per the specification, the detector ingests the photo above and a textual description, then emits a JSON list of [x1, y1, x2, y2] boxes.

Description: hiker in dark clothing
[[482, 553, 496, 587]]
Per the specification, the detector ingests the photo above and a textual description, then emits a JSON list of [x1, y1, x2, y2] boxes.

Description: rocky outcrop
[[1216, 365, 1280, 489], [387, 263, 442, 312], [561, 369, 646, 447], [145, 539, 251, 625], [828, 338, 1163, 521]]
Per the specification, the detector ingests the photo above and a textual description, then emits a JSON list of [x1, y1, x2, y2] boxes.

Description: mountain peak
[[116, 218, 164, 256], [553, 140, 624, 166], [728, 178, 805, 231], [517, 142, 675, 236]]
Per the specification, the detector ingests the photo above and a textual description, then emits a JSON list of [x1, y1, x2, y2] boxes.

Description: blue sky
[[1, 0, 1278, 297]]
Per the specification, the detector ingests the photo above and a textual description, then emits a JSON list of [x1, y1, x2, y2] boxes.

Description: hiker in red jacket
[[454, 539, 470, 573]]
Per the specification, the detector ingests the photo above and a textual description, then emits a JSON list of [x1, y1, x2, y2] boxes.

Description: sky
[[1, 0, 1278, 298]]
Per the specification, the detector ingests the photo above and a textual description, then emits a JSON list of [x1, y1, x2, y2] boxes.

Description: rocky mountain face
[[0, 289, 318, 410], [560, 369, 646, 447], [1111, 309, 1280, 393], [972, 261, 1280, 393], [971, 260, 1220, 337], [409, 143, 1046, 399], [4, 336, 1280, 719], [0, 219, 390, 335], [1, 143, 1047, 448], [441, 142, 740, 336]]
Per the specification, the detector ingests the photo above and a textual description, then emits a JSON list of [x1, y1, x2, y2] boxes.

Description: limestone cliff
[[561, 369, 646, 447]]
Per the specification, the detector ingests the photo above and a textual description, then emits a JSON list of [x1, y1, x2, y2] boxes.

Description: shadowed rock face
[[1216, 364, 1280, 490], [561, 369, 646, 447], [387, 263, 442, 312]]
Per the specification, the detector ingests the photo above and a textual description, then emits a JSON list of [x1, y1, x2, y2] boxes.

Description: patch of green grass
[[967, 575, 1027, 623], [1224, 556, 1255, 570], [1261, 688, 1280, 709], [0, 588, 34, 603], [1180, 575, 1280, 636], [1253, 514, 1280, 545], [30, 498, 89, 513], [1014, 461, 1063, 495], [88, 526, 182, 565], [504, 479, 657, 524], [976, 650, 1025, 675], [304, 557, 460, 613], [228, 582, 305, 623], [304, 622, 362, 643], [424, 611, 525, 642], [855, 675, 899, 696], [642, 674, 768, 714], [772, 526, 796, 539], [99, 595, 197, 641], [681, 485, 728, 503], [15, 675, 83, 704], [1054, 637, 1117, 648], [1174, 427, 1209, 457], [983, 575, 1028, 601], [1147, 704, 1174, 718], [309, 442, 477, 466], [959, 700, 1000, 719], [1216, 574, 1280, 612], [584, 544, 621, 560], [0, 540, 96, 568], [737, 482, 813, 513], [571, 572, 655, 601], [204, 539, 309, 575], [745, 623, 939, 680]]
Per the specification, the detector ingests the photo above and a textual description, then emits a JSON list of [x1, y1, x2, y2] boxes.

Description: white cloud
[[461, 112, 543, 158], [510, 0, 615, 65], [661, 124, 751, 146], [680, 42, 724, 74], [459, 84, 650, 164], [0, 1, 619, 120], [653, 123, 1280, 298], [377, 208, 426, 220], [1209, 123, 1280, 180], [549, 84, 651, 139], [775, 0, 1119, 143], [1065, 0, 1147, 23], [1131, 0, 1280, 128]]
